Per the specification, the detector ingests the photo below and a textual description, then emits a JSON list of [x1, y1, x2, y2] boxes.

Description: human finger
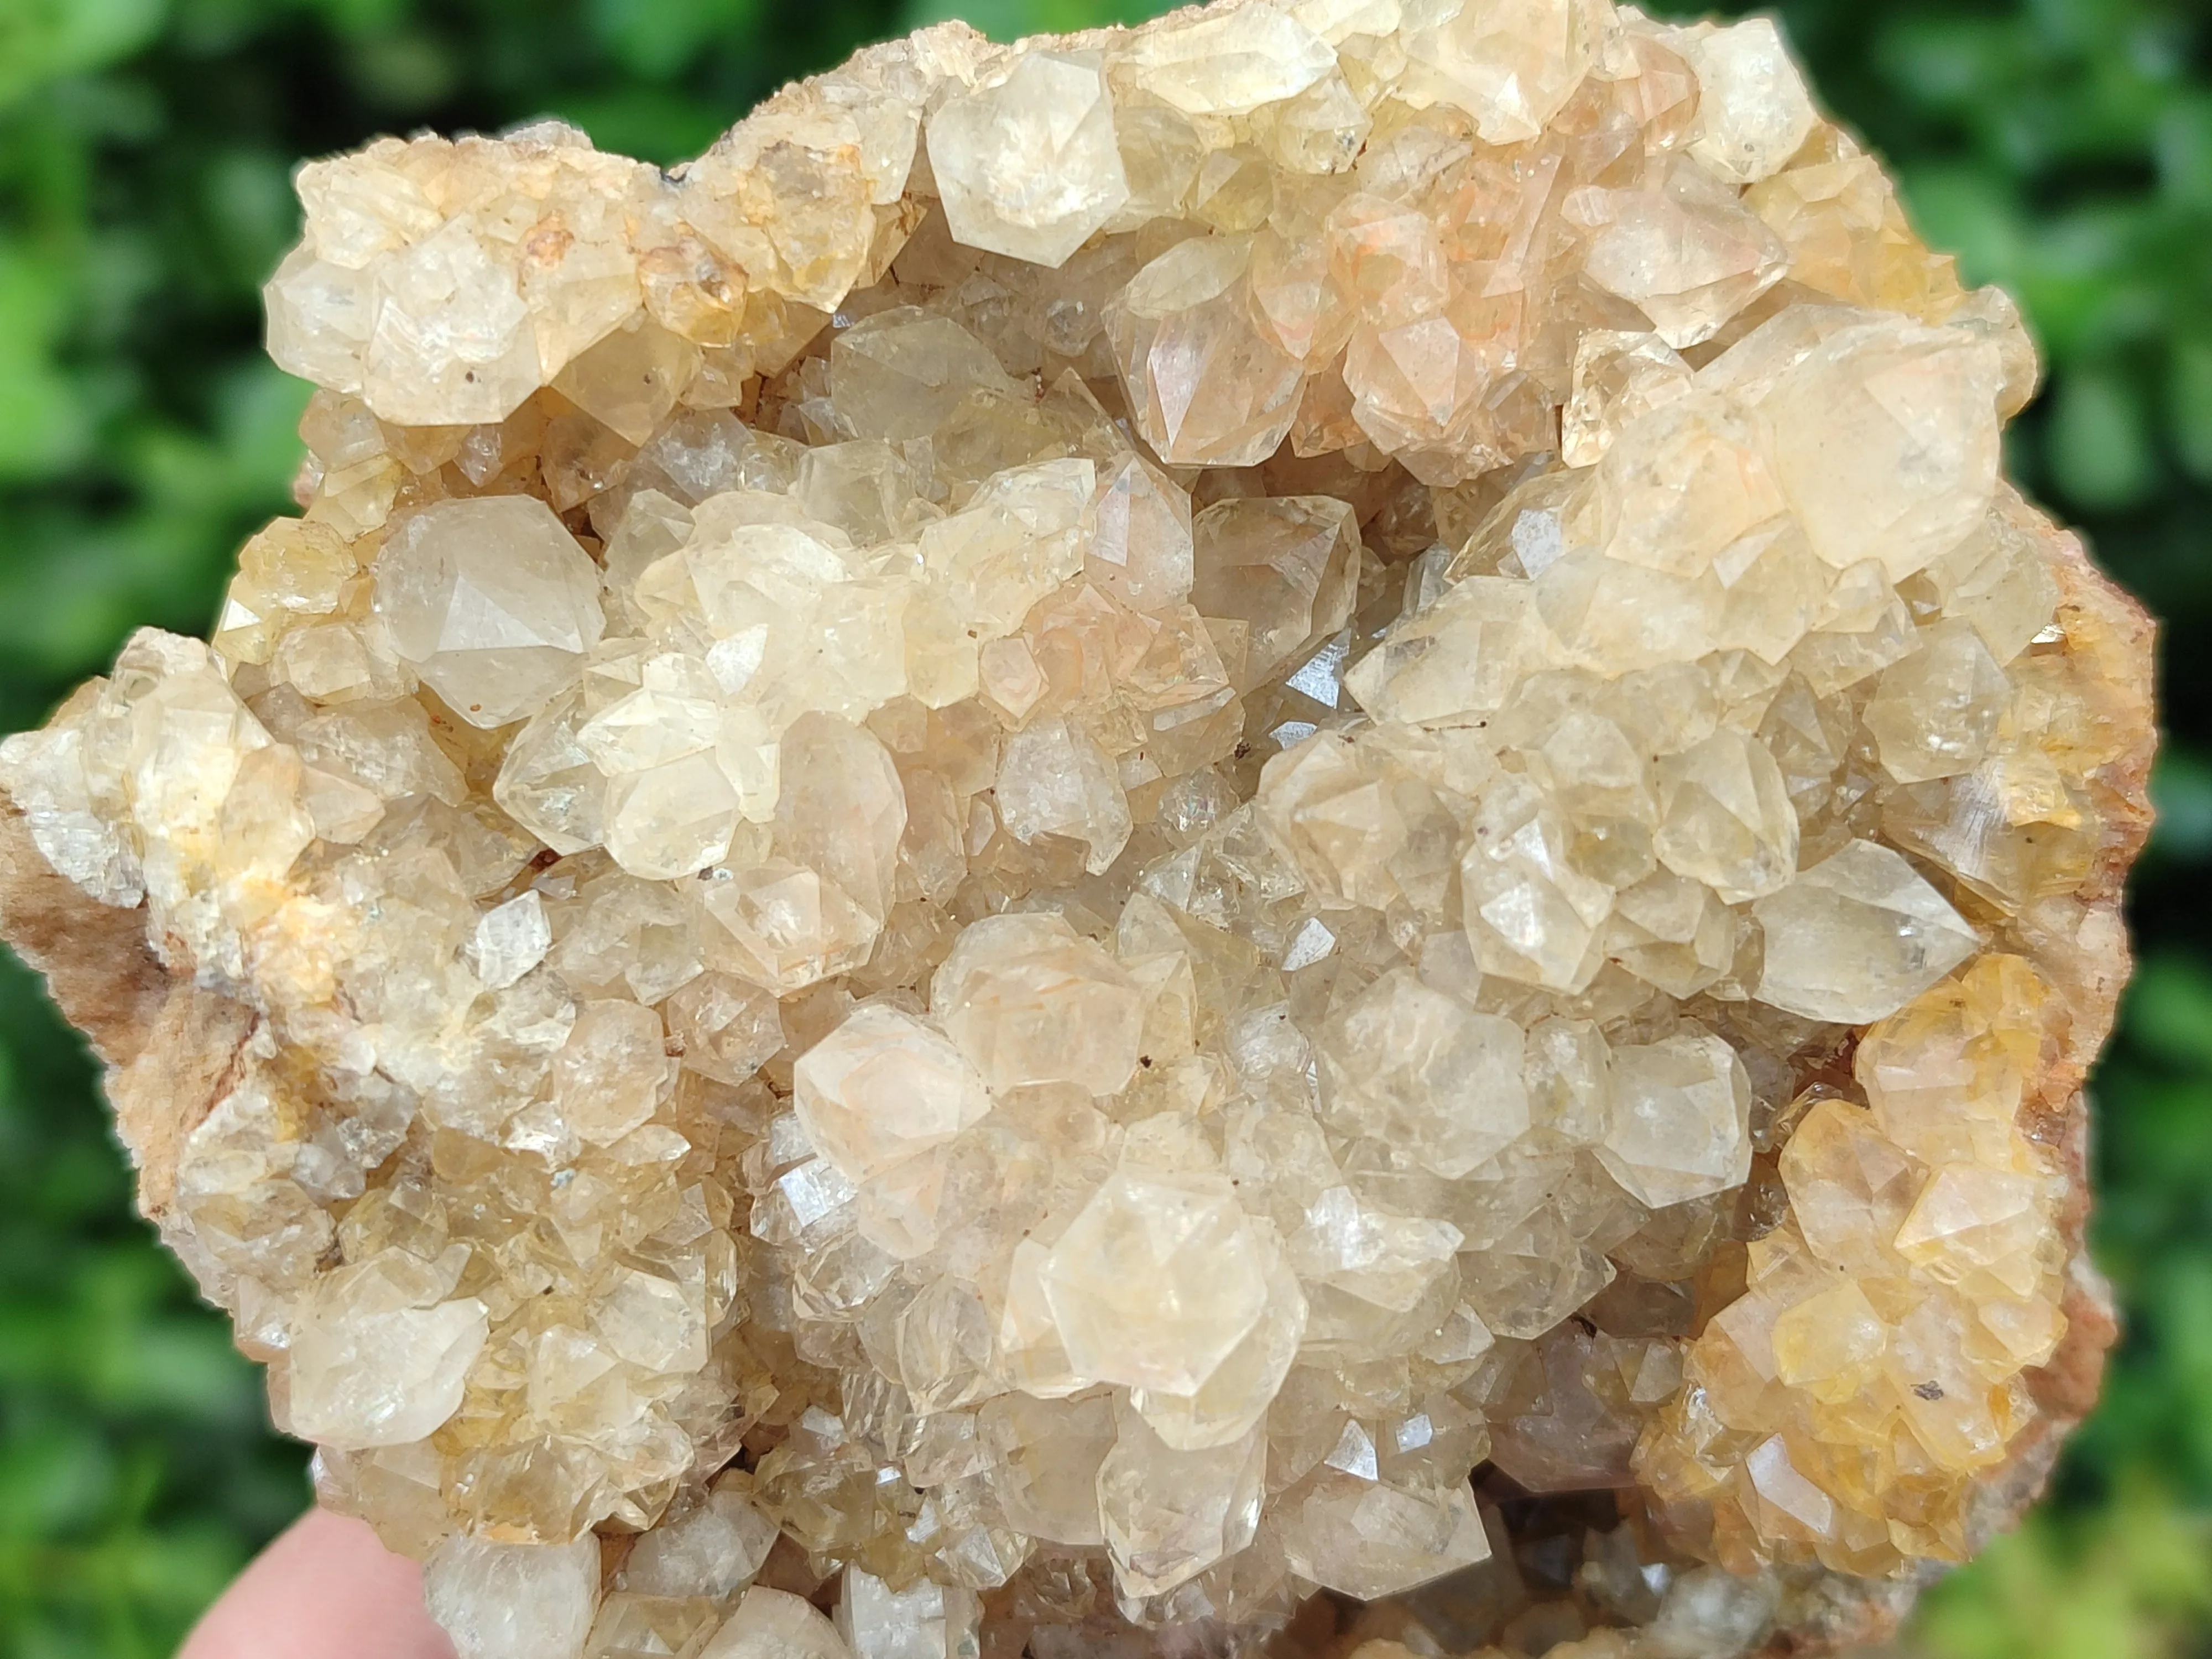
[[178, 1506, 457, 1659]]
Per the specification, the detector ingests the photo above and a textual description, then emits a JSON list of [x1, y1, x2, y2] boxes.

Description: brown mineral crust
[[0, 798, 169, 1065], [1999, 516, 2152, 1454], [0, 798, 258, 1222], [2032, 523, 2158, 1092]]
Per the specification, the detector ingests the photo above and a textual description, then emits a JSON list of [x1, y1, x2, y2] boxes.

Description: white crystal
[[1041, 1165, 1270, 1395], [928, 52, 1130, 269], [1598, 1030, 1755, 1208], [423, 1535, 602, 1659], [1678, 18, 1820, 185], [1317, 968, 1530, 1177], [7, 9, 2137, 1648], [794, 1004, 993, 1183], [933, 912, 1145, 1097], [1754, 839, 1981, 1022], [835, 1565, 979, 1659], [1095, 1400, 1265, 1597], [469, 891, 552, 990], [286, 1253, 487, 1449], [375, 497, 605, 727], [701, 1588, 853, 1659], [1121, 3, 1338, 117]]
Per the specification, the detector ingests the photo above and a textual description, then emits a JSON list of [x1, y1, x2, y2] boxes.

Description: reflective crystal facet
[[375, 496, 606, 726]]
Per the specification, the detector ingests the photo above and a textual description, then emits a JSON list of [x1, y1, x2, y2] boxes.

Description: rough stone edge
[[0, 799, 257, 1224], [1746, 520, 2157, 1656]]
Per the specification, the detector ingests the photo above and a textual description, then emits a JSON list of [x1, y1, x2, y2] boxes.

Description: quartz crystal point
[[0, 4, 2155, 1657]]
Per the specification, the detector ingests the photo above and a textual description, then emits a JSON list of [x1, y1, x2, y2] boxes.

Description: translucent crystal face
[[0, 5, 2155, 1659]]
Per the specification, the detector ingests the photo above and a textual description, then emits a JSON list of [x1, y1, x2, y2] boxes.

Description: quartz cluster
[[0, 2, 2156, 1657]]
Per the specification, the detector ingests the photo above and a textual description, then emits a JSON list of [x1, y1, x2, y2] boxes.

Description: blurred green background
[[0, 0, 2206, 1652]]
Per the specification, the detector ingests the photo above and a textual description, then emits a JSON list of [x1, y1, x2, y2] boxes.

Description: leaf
[[2149, 746, 2212, 860], [2169, 336, 2212, 483], [2046, 363, 2160, 512], [0, 247, 92, 482], [586, 0, 763, 81], [2123, 952, 2212, 1074], [0, 0, 169, 108]]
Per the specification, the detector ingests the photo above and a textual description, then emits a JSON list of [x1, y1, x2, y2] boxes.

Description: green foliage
[[0, 0, 2205, 1651], [1912, 1484, 2212, 1659]]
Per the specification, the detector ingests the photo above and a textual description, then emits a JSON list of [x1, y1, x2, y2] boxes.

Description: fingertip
[[180, 1507, 457, 1659]]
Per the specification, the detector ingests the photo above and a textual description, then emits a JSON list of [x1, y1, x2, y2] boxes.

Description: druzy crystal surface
[[0, 3, 2157, 1657]]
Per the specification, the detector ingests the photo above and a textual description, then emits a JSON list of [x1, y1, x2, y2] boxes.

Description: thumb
[[180, 1506, 458, 1659]]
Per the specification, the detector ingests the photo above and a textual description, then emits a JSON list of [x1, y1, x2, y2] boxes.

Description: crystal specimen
[[0, 3, 2156, 1657]]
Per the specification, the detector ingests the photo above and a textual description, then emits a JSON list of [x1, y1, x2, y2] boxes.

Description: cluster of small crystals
[[0, 1, 2157, 1656]]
